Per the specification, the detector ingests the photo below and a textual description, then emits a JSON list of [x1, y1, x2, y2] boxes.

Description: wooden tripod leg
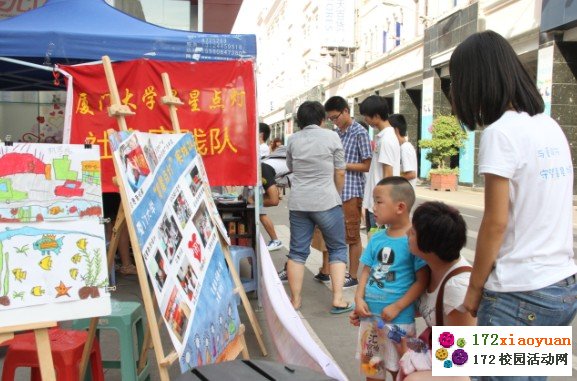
[[107, 205, 126, 274], [78, 318, 99, 380], [220, 237, 267, 356], [0, 332, 13, 345], [238, 324, 250, 360], [35, 328, 56, 381], [138, 313, 163, 373]]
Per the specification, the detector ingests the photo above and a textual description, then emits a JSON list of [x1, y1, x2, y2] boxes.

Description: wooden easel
[[158, 71, 266, 357], [0, 322, 57, 381], [159, 71, 267, 357], [77, 55, 137, 381], [101, 57, 265, 378], [0, 140, 57, 380]]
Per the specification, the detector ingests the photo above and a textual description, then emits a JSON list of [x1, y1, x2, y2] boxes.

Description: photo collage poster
[[0, 143, 110, 327], [109, 131, 240, 372]]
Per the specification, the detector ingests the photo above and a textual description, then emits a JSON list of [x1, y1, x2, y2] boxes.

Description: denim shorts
[[476, 274, 577, 381], [288, 206, 347, 265]]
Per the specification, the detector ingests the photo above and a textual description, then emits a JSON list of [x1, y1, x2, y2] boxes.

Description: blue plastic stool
[[229, 245, 258, 303], [72, 300, 150, 381]]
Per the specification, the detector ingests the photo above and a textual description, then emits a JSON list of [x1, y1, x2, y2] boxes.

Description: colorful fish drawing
[[71, 254, 82, 264], [55, 281, 72, 298], [31, 286, 45, 296], [48, 206, 63, 215], [76, 238, 87, 251], [69, 268, 79, 280], [12, 268, 26, 282], [39, 256, 53, 271], [33, 234, 63, 255]]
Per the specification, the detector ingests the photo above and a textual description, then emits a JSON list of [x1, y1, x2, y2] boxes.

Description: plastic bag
[[359, 317, 387, 378]]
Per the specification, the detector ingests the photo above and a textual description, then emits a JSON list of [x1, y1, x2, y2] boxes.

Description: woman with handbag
[[350, 201, 476, 380]]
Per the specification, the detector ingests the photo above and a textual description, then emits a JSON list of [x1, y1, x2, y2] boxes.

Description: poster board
[[0, 142, 111, 327], [109, 130, 241, 372]]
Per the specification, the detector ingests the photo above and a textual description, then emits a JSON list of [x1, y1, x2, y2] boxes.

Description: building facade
[[257, 0, 577, 192]]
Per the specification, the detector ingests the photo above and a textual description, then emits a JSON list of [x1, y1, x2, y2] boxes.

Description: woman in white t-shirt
[[450, 31, 577, 356]]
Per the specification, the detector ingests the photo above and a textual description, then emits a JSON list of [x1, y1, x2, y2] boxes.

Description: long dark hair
[[449, 30, 544, 130]]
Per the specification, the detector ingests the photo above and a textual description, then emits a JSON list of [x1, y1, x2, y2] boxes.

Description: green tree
[[419, 115, 468, 173]]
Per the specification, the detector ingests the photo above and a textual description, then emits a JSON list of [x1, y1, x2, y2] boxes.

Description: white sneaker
[[267, 240, 283, 251]]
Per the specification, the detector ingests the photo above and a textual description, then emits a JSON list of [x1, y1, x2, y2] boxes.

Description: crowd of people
[[261, 31, 577, 381], [266, 93, 419, 307]]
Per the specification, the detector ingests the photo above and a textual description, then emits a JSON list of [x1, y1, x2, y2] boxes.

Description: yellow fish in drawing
[[31, 286, 45, 296], [12, 268, 26, 282], [76, 238, 87, 251], [70, 268, 79, 280], [39, 256, 53, 270], [71, 254, 82, 264]]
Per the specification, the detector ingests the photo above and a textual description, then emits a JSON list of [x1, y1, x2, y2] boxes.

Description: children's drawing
[[12, 268, 26, 282], [76, 237, 108, 299], [0, 142, 110, 328], [38, 255, 53, 270], [0, 143, 103, 223], [0, 224, 108, 309], [34, 234, 63, 256], [54, 281, 72, 298]]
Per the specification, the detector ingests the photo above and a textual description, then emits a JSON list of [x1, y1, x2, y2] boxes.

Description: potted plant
[[418, 114, 468, 191]]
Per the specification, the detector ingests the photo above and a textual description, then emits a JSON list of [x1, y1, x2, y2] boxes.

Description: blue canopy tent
[[0, 0, 257, 90]]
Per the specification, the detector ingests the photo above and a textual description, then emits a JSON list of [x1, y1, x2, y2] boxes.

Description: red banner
[[61, 59, 257, 192]]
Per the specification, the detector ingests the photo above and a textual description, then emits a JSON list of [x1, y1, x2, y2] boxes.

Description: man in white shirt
[[359, 96, 400, 230], [259, 123, 271, 158], [389, 114, 418, 189]]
